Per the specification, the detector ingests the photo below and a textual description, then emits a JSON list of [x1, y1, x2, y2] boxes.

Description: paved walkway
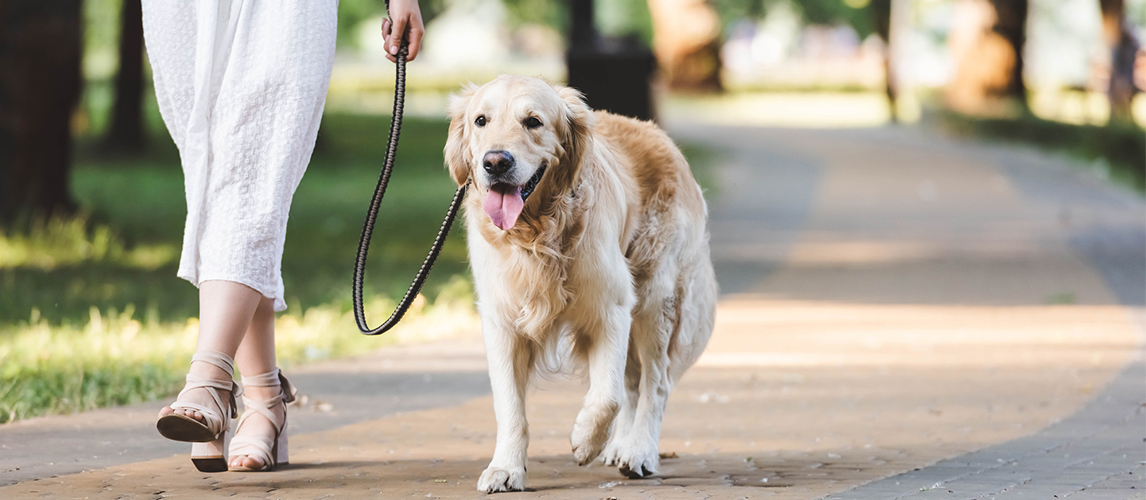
[[1, 124, 1142, 498]]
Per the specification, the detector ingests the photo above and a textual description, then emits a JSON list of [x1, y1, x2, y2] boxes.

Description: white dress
[[142, 0, 338, 311]]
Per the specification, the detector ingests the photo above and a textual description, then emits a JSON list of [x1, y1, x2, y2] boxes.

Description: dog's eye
[[523, 117, 542, 129], [475, 116, 487, 127]]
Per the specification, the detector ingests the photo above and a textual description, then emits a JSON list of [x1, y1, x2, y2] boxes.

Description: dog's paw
[[570, 404, 615, 466], [600, 436, 625, 466], [477, 465, 526, 493], [570, 422, 609, 466], [572, 441, 604, 466], [616, 444, 659, 479]]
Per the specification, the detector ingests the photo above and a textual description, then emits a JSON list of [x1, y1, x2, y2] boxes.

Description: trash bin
[[566, 35, 657, 122]]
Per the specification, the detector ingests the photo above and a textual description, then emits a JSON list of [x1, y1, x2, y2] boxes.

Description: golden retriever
[[444, 75, 716, 493]]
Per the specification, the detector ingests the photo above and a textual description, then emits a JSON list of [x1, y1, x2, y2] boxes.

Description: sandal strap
[[238, 393, 285, 432], [170, 350, 240, 435], [191, 350, 236, 374], [235, 368, 295, 434], [230, 368, 294, 467], [228, 435, 274, 468], [241, 368, 297, 404]]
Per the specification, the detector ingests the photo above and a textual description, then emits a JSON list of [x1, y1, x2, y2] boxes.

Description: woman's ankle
[[188, 359, 232, 383], [242, 384, 281, 402]]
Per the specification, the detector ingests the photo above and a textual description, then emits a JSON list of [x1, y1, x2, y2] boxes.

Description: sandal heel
[[276, 427, 289, 465], [229, 369, 296, 471], [191, 433, 228, 473]]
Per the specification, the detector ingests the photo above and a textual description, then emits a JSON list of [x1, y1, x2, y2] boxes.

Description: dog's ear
[[444, 83, 478, 186], [556, 86, 594, 172]]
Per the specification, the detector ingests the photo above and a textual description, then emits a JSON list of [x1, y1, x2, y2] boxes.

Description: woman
[[143, 0, 424, 472]]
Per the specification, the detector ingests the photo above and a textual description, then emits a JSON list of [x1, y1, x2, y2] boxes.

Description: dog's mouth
[[482, 164, 546, 231], [520, 163, 546, 201]]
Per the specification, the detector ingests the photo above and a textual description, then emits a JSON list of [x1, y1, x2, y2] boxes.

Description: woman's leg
[[229, 294, 282, 470], [159, 280, 262, 423]]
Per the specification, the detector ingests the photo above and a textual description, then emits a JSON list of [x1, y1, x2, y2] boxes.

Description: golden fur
[[445, 75, 716, 492]]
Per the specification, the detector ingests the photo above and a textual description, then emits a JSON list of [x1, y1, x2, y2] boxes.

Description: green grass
[[935, 110, 1146, 194], [0, 293, 479, 423], [0, 109, 719, 424], [0, 112, 473, 423], [4, 114, 469, 326]]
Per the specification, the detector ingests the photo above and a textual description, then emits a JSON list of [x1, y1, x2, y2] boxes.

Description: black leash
[[352, 43, 469, 335]]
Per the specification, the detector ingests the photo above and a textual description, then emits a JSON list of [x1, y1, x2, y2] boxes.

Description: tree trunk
[[946, 0, 1028, 116], [0, 0, 82, 222], [106, 0, 146, 152], [870, 0, 896, 122], [1099, 0, 1140, 124], [646, 0, 722, 92]]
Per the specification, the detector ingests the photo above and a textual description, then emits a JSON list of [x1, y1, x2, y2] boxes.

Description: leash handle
[[352, 43, 468, 335]]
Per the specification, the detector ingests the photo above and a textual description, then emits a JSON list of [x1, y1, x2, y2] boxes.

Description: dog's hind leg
[[601, 336, 641, 466], [614, 288, 679, 479], [570, 306, 630, 466], [477, 319, 534, 493]]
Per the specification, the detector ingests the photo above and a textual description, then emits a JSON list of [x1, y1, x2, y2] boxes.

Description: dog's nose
[[482, 150, 515, 176]]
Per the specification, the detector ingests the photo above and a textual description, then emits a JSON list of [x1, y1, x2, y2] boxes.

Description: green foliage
[[3, 113, 469, 327], [595, 0, 653, 43], [677, 141, 721, 201], [0, 110, 481, 422], [0, 306, 190, 423], [503, 0, 568, 30], [83, 0, 123, 80], [337, 0, 388, 48], [937, 110, 1146, 193], [799, 0, 875, 37], [714, 0, 770, 25], [0, 293, 482, 422], [714, 0, 878, 39], [1131, 0, 1146, 27]]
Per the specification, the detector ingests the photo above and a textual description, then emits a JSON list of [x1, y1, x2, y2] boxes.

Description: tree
[[946, 0, 1029, 115], [869, 0, 895, 121], [0, 0, 82, 222], [1099, 0, 1141, 124], [105, 0, 146, 152], [646, 0, 722, 91]]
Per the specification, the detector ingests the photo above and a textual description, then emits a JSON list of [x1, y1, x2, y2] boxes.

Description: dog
[[444, 75, 716, 493]]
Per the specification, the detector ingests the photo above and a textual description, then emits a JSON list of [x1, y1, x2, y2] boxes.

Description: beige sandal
[[228, 368, 296, 472], [156, 350, 240, 472]]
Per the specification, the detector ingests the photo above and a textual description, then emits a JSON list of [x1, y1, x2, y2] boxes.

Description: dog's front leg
[[570, 307, 630, 465], [478, 318, 532, 493]]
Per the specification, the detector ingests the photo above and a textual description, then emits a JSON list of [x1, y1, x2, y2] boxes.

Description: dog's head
[[444, 75, 593, 231]]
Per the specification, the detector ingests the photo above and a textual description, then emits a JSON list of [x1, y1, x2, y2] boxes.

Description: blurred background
[[0, 0, 1143, 424]]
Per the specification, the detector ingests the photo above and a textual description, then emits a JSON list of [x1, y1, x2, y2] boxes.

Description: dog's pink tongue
[[483, 184, 524, 231]]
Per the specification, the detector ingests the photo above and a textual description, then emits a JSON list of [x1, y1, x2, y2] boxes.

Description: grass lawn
[[5, 114, 469, 326], [0, 109, 718, 423], [0, 112, 473, 423], [934, 110, 1146, 194]]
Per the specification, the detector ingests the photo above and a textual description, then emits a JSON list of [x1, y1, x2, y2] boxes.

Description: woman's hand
[[381, 0, 424, 63]]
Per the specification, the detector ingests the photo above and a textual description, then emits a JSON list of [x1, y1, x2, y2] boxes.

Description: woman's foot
[[228, 369, 296, 471], [156, 359, 232, 425], [157, 351, 239, 442], [156, 351, 240, 473]]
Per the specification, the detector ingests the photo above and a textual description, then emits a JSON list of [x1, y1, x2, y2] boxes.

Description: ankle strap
[[241, 368, 297, 404], [191, 350, 236, 375]]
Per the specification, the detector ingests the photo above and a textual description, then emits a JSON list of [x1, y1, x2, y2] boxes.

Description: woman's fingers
[[406, 24, 423, 61], [382, 0, 424, 63], [388, 15, 408, 56], [381, 18, 396, 62]]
